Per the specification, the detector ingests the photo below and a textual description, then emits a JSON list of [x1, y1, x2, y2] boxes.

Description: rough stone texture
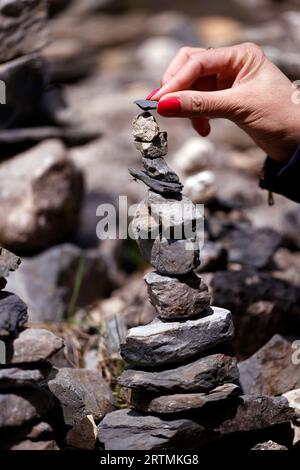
[[0, 366, 50, 388], [0, 387, 55, 428], [145, 191, 202, 235], [0, 54, 47, 129], [239, 334, 300, 396], [138, 237, 200, 276], [0, 0, 48, 63], [129, 383, 240, 414], [48, 368, 115, 426], [129, 168, 183, 195], [135, 132, 168, 159], [0, 292, 28, 338], [142, 157, 179, 182], [211, 269, 300, 357], [98, 409, 209, 450], [65, 415, 97, 450], [132, 112, 159, 142], [0, 247, 21, 278], [251, 440, 288, 450], [120, 307, 234, 366], [8, 328, 64, 364], [119, 353, 239, 393], [144, 271, 211, 320], [5, 243, 117, 323], [0, 140, 84, 252], [98, 396, 293, 450]]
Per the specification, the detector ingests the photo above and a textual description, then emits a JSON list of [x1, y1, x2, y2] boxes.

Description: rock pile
[[0, 245, 116, 450], [0, 247, 62, 449], [98, 107, 294, 450]]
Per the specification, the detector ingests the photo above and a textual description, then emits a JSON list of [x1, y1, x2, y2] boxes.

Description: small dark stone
[[0, 291, 28, 338], [134, 100, 158, 111], [129, 168, 183, 195], [142, 157, 180, 183]]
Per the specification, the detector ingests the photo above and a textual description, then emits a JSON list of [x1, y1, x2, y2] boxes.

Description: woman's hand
[[148, 43, 300, 162]]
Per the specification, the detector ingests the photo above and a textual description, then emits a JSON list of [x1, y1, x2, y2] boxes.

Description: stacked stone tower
[[98, 104, 243, 450]]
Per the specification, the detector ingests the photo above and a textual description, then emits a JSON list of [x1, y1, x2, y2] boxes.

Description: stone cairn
[[0, 246, 116, 450], [98, 103, 242, 450]]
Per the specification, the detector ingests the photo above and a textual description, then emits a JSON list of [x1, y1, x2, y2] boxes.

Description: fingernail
[[146, 88, 161, 100], [194, 121, 211, 137], [158, 98, 182, 116]]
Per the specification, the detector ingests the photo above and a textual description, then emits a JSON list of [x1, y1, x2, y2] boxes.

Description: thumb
[[157, 89, 239, 119]]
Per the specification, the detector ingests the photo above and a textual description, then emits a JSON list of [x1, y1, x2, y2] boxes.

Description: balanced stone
[[0, 291, 28, 338], [129, 168, 183, 195], [120, 307, 234, 366], [132, 112, 159, 142], [138, 237, 200, 276], [134, 100, 158, 111], [119, 353, 238, 393], [145, 191, 203, 235], [134, 132, 168, 158], [0, 366, 50, 388], [8, 328, 64, 364], [129, 383, 240, 414], [142, 157, 179, 182], [0, 247, 21, 277], [144, 271, 211, 320], [48, 368, 116, 426]]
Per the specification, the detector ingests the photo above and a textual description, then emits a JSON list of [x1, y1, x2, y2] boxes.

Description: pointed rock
[[134, 132, 168, 158], [132, 112, 159, 142]]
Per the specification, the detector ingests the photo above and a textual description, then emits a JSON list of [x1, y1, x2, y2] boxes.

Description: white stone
[[184, 170, 216, 203], [173, 137, 215, 175]]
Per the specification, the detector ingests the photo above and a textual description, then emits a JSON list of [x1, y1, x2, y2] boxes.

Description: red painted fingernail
[[195, 122, 211, 137], [157, 98, 182, 116], [146, 88, 161, 100]]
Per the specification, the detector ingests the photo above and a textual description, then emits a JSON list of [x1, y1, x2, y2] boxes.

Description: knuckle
[[241, 42, 264, 57], [190, 94, 206, 114]]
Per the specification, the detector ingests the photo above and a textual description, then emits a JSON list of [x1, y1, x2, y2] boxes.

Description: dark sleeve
[[259, 145, 300, 203]]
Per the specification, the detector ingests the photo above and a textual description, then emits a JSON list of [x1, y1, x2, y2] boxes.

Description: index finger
[[155, 47, 237, 99], [161, 47, 206, 85]]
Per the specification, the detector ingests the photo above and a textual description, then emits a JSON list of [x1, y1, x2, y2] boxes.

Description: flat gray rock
[[129, 383, 240, 414], [134, 132, 168, 158], [48, 368, 115, 426], [142, 157, 179, 182], [0, 291, 28, 338], [119, 353, 239, 393], [145, 271, 211, 320], [0, 247, 21, 278], [138, 237, 200, 275], [129, 168, 183, 195], [132, 112, 159, 142], [8, 328, 64, 364], [98, 409, 208, 450], [120, 306, 234, 366], [0, 387, 55, 428], [0, 366, 49, 388], [134, 100, 158, 111]]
